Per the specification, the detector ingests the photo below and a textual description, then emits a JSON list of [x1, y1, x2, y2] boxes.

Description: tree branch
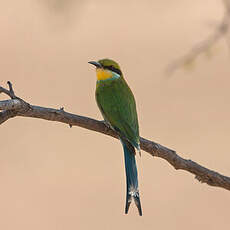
[[1, 82, 230, 191], [166, 1, 230, 75]]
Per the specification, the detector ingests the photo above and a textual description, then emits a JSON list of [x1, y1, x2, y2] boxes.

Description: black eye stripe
[[103, 65, 122, 75]]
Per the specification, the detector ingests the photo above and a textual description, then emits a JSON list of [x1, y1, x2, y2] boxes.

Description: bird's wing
[[96, 78, 139, 149]]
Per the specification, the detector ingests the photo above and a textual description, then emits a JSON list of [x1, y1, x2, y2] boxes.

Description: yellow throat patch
[[96, 69, 113, 81]]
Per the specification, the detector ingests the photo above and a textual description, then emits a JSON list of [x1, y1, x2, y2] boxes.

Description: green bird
[[89, 58, 142, 216]]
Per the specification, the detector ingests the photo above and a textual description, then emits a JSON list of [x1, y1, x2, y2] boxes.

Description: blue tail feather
[[121, 139, 142, 216]]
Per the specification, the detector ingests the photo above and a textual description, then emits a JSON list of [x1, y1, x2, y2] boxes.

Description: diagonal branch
[[1, 82, 230, 191], [166, 3, 230, 75]]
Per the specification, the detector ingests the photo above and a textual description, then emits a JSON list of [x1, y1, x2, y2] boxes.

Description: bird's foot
[[101, 120, 111, 129]]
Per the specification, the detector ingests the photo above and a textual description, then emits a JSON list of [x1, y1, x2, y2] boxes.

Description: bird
[[89, 58, 142, 216]]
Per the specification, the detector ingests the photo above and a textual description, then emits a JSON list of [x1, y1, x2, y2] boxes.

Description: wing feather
[[96, 78, 139, 148]]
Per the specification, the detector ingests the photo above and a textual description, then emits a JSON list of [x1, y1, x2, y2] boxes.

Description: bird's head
[[88, 58, 122, 81]]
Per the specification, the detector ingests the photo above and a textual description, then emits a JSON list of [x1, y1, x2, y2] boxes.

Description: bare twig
[[0, 82, 230, 191], [166, 2, 230, 75], [0, 81, 17, 99]]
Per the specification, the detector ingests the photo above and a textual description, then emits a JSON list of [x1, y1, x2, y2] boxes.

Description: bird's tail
[[121, 139, 142, 216]]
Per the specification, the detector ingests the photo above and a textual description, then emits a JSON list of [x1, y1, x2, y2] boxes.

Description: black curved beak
[[88, 61, 102, 68]]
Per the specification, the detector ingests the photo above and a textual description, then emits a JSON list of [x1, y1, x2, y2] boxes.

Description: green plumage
[[96, 75, 139, 148]]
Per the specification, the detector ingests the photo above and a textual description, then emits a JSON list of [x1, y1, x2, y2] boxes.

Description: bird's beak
[[88, 61, 102, 68]]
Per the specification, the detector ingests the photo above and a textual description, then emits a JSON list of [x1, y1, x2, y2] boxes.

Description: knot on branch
[[195, 175, 214, 184]]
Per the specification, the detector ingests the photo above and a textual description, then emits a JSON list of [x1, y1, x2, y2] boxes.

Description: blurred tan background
[[0, 0, 230, 229]]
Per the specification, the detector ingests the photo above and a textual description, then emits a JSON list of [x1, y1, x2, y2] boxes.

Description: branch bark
[[1, 82, 230, 191]]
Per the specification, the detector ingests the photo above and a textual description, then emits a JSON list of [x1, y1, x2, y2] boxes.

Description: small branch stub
[[7, 81, 16, 98]]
